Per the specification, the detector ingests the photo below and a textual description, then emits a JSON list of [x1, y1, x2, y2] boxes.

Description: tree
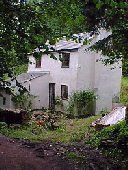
[[0, 0, 85, 79], [1, 0, 127, 82], [81, 0, 128, 64], [0, 1, 46, 78], [0, 0, 85, 84]]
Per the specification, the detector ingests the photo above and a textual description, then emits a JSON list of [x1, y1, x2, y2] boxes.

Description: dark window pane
[[61, 85, 68, 99], [61, 53, 70, 68], [36, 59, 41, 68]]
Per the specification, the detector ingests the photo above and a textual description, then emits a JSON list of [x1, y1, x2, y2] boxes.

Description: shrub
[[12, 92, 35, 110], [120, 77, 128, 105], [87, 121, 128, 165], [122, 59, 128, 76], [67, 90, 96, 118], [88, 121, 128, 147]]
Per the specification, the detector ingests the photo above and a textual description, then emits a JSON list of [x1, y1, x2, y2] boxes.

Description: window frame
[[61, 52, 70, 68], [36, 58, 41, 68], [61, 85, 68, 100]]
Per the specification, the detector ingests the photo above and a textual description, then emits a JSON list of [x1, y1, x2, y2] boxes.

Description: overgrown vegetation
[[68, 90, 96, 118], [12, 92, 35, 110], [87, 121, 128, 166], [14, 64, 28, 76], [122, 59, 128, 76], [0, 115, 100, 143], [120, 77, 128, 105]]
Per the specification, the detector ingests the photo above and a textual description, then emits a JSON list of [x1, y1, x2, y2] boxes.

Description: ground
[[0, 135, 120, 170], [0, 135, 72, 170]]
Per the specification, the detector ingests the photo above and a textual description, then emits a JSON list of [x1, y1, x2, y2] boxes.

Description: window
[[36, 59, 41, 68], [61, 53, 70, 68], [61, 85, 68, 100], [3, 97, 6, 105], [29, 83, 31, 91]]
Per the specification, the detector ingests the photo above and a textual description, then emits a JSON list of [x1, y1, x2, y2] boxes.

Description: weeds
[[0, 115, 100, 143], [68, 90, 96, 118], [120, 77, 128, 105]]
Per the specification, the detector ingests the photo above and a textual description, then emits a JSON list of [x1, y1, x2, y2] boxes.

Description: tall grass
[[120, 77, 128, 105]]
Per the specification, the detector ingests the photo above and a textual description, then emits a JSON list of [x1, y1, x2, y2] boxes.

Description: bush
[[87, 121, 128, 165], [120, 77, 128, 105], [88, 121, 128, 147], [67, 90, 96, 118], [12, 92, 35, 110], [122, 59, 128, 76]]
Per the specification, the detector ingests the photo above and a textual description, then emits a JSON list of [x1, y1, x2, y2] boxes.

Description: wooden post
[[125, 106, 128, 124]]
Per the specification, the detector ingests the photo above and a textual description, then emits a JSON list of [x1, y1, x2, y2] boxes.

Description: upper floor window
[[61, 53, 70, 68], [61, 85, 68, 100], [36, 59, 41, 68]]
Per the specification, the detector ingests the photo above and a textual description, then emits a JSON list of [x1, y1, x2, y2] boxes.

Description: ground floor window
[[61, 85, 68, 100]]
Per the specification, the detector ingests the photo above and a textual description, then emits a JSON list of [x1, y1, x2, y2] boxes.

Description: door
[[49, 83, 55, 109]]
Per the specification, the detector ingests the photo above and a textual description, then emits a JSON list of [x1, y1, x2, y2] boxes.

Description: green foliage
[[1, 0, 127, 84], [122, 59, 128, 76], [66, 151, 85, 161], [0, 0, 85, 82], [1, 0, 44, 78], [13, 64, 28, 76], [88, 121, 128, 147], [0, 115, 100, 143], [120, 77, 128, 105], [55, 96, 63, 107], [29, 0, 85, 37], [82, 0, 128, 64], [68, 90, 96, 118], [12, 92, 35, 110], [88, 121, 128, 165]]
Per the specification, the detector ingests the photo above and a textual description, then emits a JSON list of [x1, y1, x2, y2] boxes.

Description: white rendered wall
[[77, 46, 96, 90], [0, 91, 14, 109], [94, 54, 122, 113], [23, 74, 50, 109], [28, 51, 79, 98], [28, 30, 122, 113], [76, 47, 122, 113]]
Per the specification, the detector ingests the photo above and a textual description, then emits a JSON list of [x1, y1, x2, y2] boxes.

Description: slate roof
[[34, 33, 94, 53], [10, 72, 47, 85], [51, 40, 82, 51], [34, 30, 110, 53]]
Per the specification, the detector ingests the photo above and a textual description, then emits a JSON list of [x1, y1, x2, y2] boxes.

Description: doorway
[[49, 83, 55, 109]]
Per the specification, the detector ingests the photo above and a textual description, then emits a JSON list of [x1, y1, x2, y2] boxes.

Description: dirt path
[[0, 135, 125, 170], [0, 135, 73, 170]]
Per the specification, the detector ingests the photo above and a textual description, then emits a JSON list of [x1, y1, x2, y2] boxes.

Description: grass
[[87, 120, 128, 166], [0, 115, 100, 143], [120, 76, 128, 105], [0, 77, 127, 144], [66, 151, 85, 162]]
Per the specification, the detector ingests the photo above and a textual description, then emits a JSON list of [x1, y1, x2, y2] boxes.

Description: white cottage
[[0, 30, 122, 113]]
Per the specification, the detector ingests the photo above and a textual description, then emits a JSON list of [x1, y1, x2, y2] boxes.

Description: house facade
[[27, 30, 122, 113], [0, 30, 122, 113]]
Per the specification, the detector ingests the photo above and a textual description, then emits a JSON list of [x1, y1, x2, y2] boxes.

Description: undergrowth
[[0, 115, 100, 143], [120, 76, 128, 105], [87, 121, 128, 166]]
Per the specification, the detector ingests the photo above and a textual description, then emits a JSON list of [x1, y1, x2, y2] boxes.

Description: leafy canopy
[[82, 0, 128, 64], [0, 0, 85, 81], [1, 0, 128, 82]]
